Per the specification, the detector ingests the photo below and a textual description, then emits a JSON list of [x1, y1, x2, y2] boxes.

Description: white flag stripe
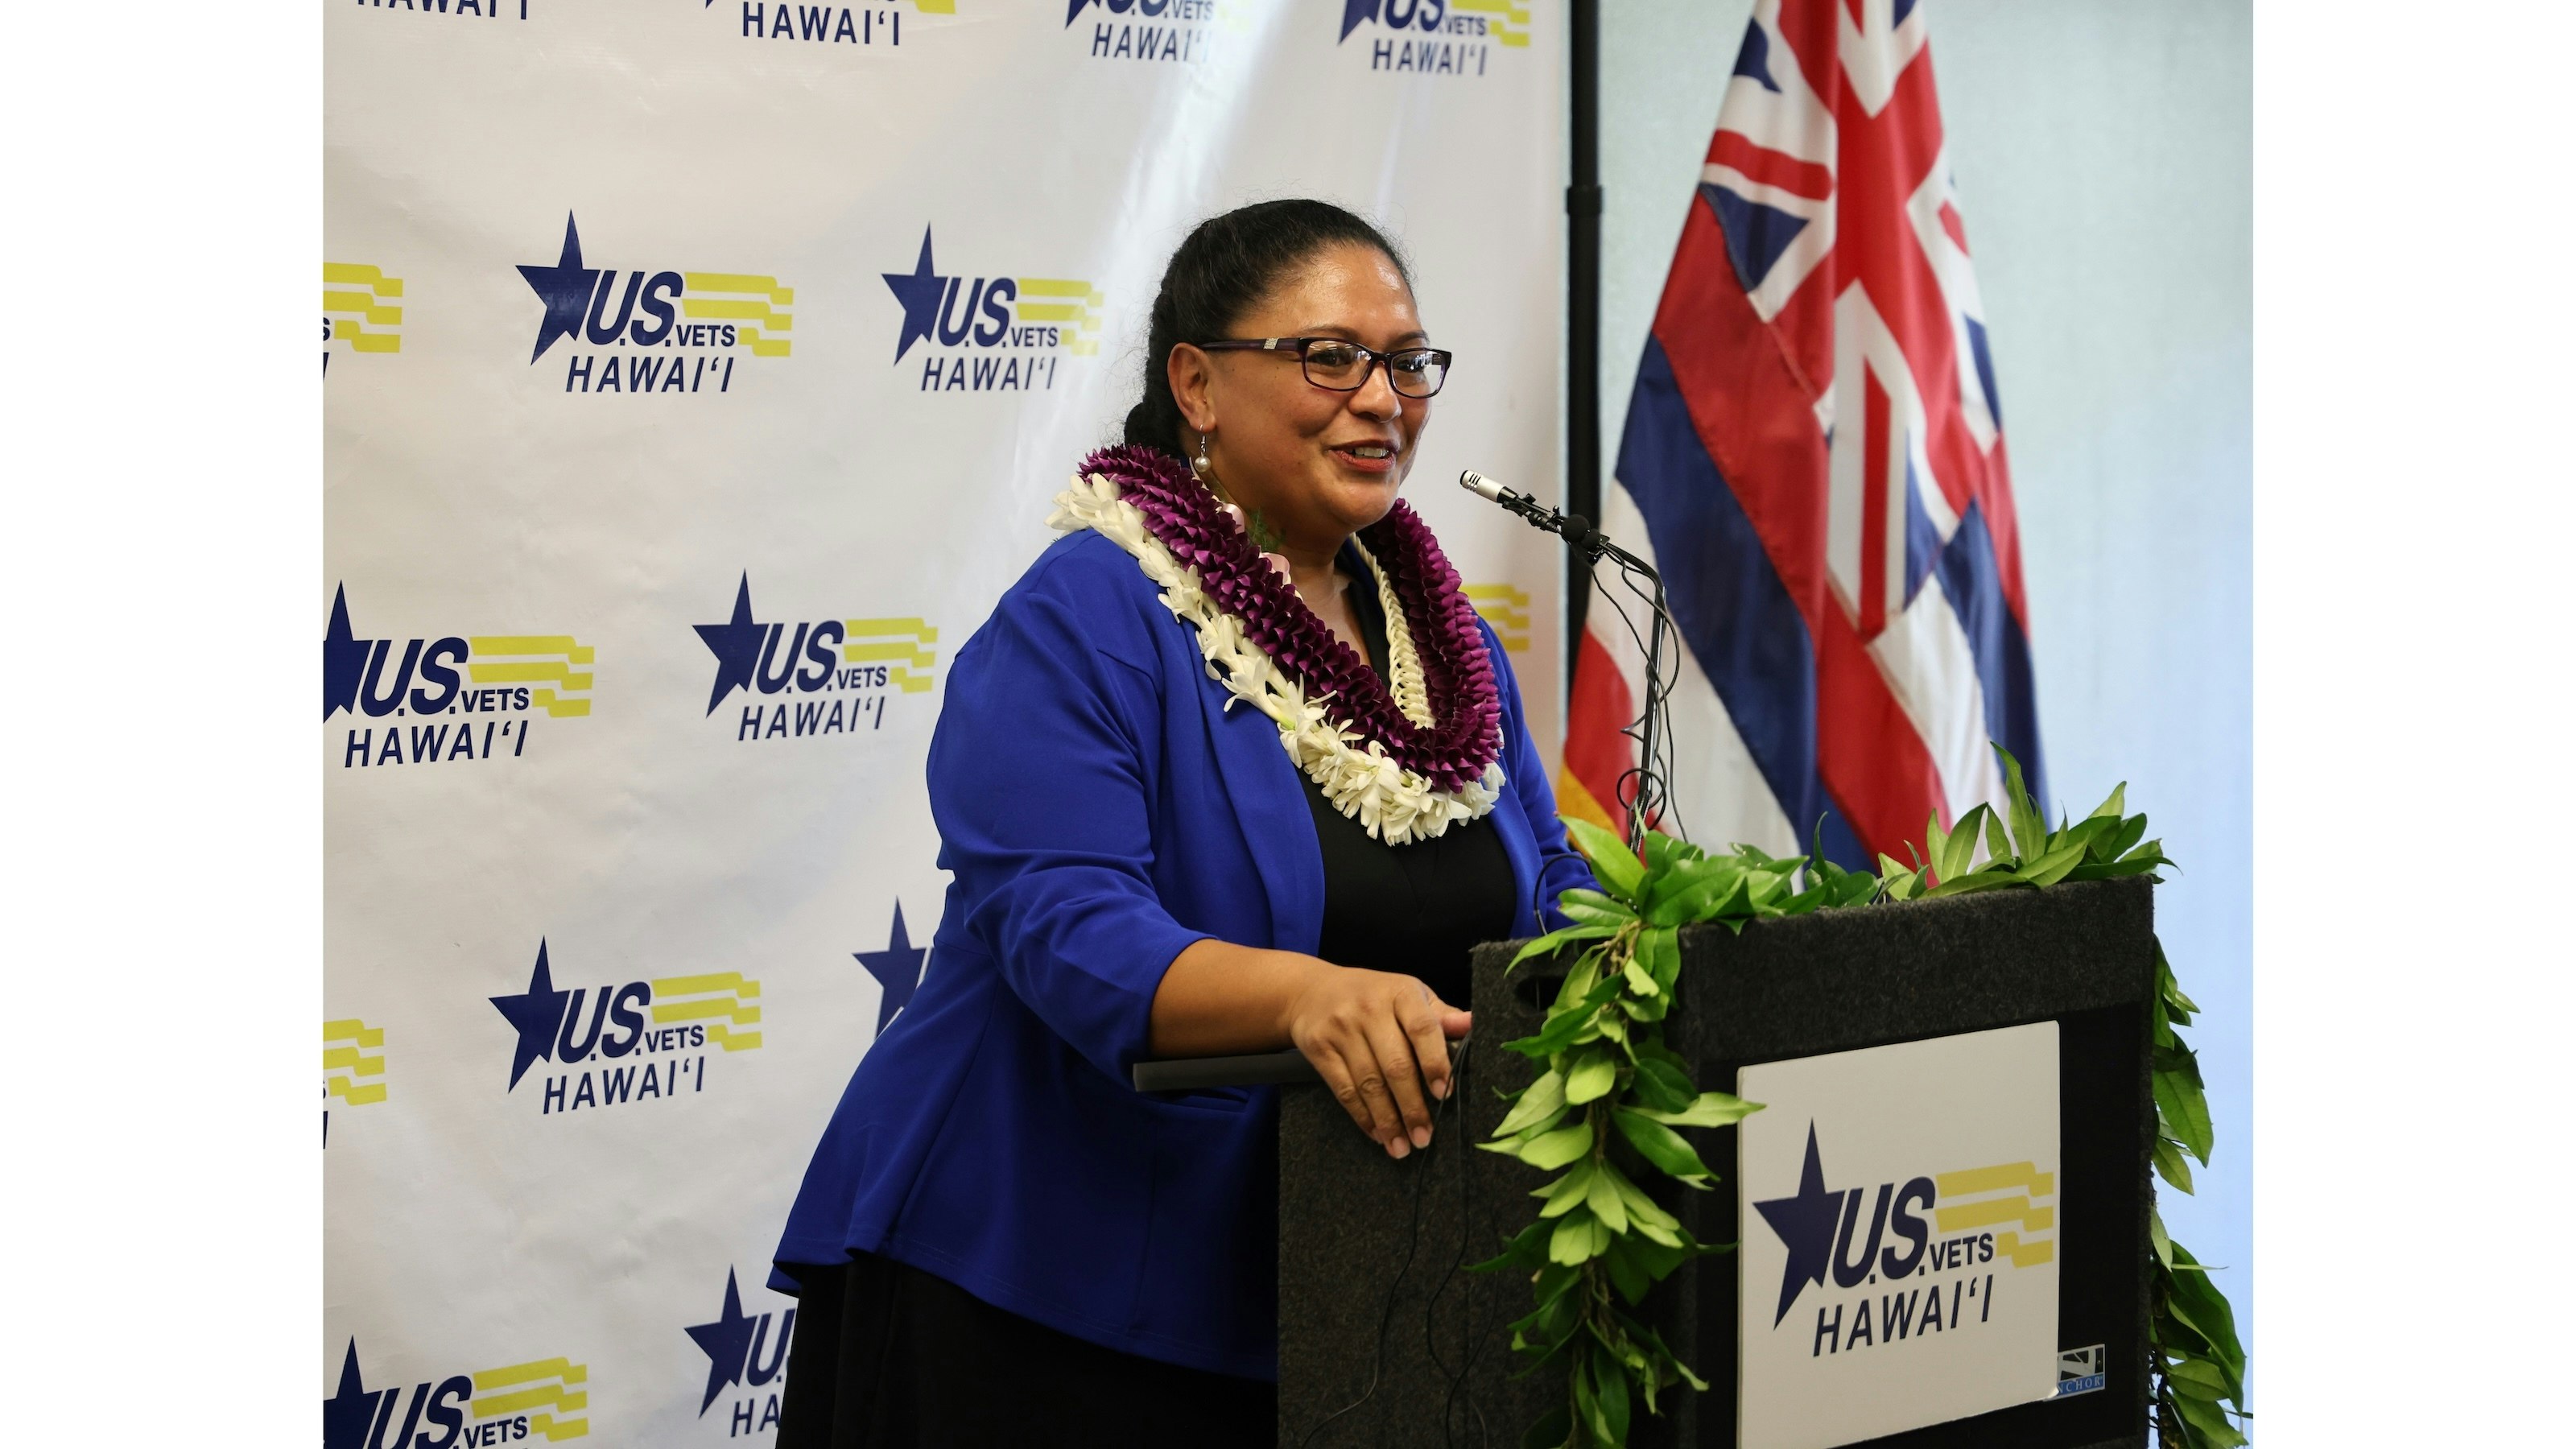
[[1589, 480, 1799, 856], [1867, 573, 2008, 830]]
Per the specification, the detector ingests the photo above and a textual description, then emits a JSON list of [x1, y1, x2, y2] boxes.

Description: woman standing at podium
[[772, 199, 1593, 1446]]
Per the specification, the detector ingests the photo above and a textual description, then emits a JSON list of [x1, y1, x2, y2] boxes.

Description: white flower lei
[[1048, 471, 1505, 845]]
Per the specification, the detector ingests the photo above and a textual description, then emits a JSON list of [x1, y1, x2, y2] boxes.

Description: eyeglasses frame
[[1190, 336, 1453, 398]]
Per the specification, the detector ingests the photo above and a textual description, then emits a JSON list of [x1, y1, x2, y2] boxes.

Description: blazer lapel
[[1193, 675, 1327, 957]]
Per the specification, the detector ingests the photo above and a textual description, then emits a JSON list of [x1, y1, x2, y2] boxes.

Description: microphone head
[[1458, 469, 1508, 504], [1558, 514, 1597, 552]]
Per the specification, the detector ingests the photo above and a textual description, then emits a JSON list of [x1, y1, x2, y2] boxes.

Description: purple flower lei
[[1081, 444, 1504, 794]]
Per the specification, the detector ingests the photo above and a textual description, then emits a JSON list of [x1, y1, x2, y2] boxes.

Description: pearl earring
[[1193, 428, 1213, 479]]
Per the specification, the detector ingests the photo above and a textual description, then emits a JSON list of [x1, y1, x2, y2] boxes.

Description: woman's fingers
[[1302, 1034, 1386, 1142], [1288, 968, 1476, 1157], [1362, 1011, 1433, 1154], [1402, 993, 1455, 1104]]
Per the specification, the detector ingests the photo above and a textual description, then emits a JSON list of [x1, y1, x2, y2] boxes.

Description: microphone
[[1458, 468, 1672, 854], [1458, 469, 1603, 559]]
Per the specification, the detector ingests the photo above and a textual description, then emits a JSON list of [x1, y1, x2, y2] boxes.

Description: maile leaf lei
[[1481, 746, 2248, 1448]]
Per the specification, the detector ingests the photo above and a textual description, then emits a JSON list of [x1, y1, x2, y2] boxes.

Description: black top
[[1300, 553, 1517, 1008]]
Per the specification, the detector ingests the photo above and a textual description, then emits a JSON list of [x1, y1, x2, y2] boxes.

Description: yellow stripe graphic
[[473, 1358, 588, 1435], [889, 667, 935, 695], [324, 262, 403, 296], [470, 637, 595, 663], [461, 636, 596, 716], [847, 618, 939, 641], [651, 972, 766, 1050], [1015, 277, 1104, 356], [1450, 0, 1530, 43], [684, 273, 792, 306], [654, 972, 759, 998], [1937, 1162, 2055, 1199], [1934, 1195, 2054, 1234], [324, 264, 404, 354], [323, 292, 405, 326], [475, 1358, 586, 1393], [683, 299, 795, 331], [651, 997, 763, 1027], [682, 274, 795, 358], [332, 323, 402, 353], [323, 1017, 387, 1108], [469, 662, 594, 690], [842, 641, 939, 670], [1993, 1231, 2055, 1269], [477, 1384, 587, 1418]]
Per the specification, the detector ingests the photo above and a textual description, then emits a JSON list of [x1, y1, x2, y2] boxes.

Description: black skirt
[[776, 1253, 1275, 1448]]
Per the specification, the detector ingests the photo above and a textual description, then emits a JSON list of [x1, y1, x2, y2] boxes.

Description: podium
[[1270, 876, 2157, 1449]]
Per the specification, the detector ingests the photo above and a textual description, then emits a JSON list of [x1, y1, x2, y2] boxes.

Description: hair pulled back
[[1122, 199, 1412, 460]]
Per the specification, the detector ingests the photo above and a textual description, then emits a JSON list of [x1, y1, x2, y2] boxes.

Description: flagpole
[[1566, 0, 1602, 700]]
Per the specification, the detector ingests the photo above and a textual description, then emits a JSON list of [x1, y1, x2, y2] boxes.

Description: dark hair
[[1122, 199, 1413, 458]]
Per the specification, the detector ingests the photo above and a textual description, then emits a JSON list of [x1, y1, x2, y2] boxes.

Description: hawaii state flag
[[1562, 0, 2044, 867]]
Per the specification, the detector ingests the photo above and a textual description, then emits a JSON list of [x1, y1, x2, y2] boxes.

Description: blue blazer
[[771, 526, 1595, 1380]]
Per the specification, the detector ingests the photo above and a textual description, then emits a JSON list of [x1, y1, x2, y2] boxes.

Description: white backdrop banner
[[324, 2, 1564, 1443]]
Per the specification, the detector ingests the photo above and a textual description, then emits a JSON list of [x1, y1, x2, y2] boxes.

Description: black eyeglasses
[[1193, 336, 1451, 398]]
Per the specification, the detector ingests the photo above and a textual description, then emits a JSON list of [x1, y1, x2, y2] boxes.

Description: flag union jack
[[1564, 0, 2043, 866]]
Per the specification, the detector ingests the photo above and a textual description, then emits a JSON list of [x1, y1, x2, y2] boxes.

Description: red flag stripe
[[1707, 130, 1835, 202]]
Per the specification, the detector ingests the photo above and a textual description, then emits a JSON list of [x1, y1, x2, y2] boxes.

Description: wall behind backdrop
[[324, 3, 1563, 1442], [1597, 0, 2255, 1364]]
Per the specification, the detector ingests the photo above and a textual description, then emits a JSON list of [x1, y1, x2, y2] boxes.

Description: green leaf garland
[[1478, 745, 2248, 1447]]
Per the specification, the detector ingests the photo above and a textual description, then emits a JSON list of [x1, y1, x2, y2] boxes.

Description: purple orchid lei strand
[[1081, 446, 1504, 793]]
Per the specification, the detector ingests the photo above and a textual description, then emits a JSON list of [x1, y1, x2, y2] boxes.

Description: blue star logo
[[1752, 1122, 1850, 1326], [518, 213, 602, 365], [694, 573, 770, 716], [881, 227, 948, 364], [323, 1340, 384, 1449], [489, 940, 571, 1091], [856, 903, 929, 1035], [684, 1269, 760, 1416], [324, 584, 371, 720], [1340, 0, 1381, 42]]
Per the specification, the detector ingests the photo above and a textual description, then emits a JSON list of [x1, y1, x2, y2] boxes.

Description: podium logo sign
[[1737, 1022, 2060, 1449]]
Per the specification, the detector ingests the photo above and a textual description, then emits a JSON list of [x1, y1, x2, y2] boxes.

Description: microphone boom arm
[[1458, 470, 1673, 855]]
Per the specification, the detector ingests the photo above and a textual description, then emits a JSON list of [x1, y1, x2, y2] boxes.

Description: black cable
[[1425, 1038, 1491, 1447], [1292, 1036, 1474, 1447]]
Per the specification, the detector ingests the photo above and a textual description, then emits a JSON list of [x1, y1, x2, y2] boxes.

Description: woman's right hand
[[1149, 941, 1471, 1159], [1280, 965, 1471, 1160]]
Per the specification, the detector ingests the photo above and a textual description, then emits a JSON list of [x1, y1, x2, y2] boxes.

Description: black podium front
[[1269, 875, 2157, 1449]]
